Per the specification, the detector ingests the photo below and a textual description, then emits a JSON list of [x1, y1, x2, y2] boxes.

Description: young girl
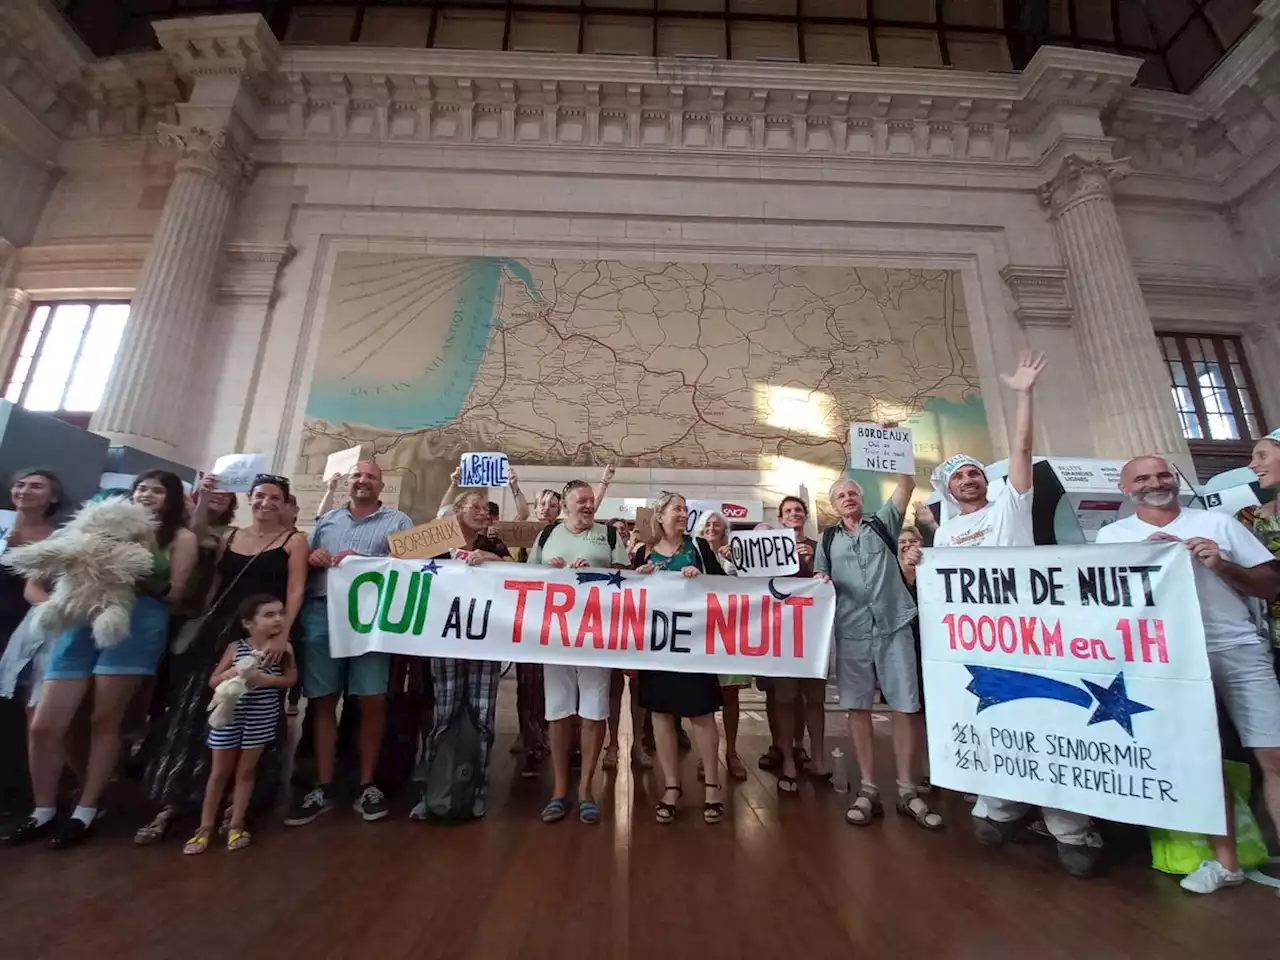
[[184, 595, 295, 854]]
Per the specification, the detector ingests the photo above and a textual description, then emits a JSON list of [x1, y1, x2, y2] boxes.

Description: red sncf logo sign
[[721, 503, 748, 519]]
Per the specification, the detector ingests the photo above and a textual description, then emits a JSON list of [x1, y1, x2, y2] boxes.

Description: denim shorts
[[301, 597, 389, 698], [44, 595, 169, 681]]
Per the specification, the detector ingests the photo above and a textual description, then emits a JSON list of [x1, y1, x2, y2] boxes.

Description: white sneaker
[[1179, 859, 1245, 894], [409, 797, 428, 821]]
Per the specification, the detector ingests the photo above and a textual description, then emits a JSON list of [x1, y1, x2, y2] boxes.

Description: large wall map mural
[[300, 255, 990, 519]]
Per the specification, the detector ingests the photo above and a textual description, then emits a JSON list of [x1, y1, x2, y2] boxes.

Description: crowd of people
[[0, 349, 1277, 899]]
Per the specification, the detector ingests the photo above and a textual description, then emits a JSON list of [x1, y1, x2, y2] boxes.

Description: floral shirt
[[1236, 505, 1280, 647]]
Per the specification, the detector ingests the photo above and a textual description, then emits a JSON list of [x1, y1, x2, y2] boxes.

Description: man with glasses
[[286, 460, 413, 826]]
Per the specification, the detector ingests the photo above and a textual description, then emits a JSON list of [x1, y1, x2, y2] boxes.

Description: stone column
[[1038, 154, 1189, 460], [90, 125, 253, 458]]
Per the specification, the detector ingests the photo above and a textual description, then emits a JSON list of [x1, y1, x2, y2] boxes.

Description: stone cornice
[[1000, 265, 1073, 327], [154, 13, 280, 85], [217, 240, 295, 304], [13, 239, 150, 294]]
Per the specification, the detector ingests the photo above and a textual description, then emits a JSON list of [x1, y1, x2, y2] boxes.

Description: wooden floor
[[1, 699, 1276, 960]]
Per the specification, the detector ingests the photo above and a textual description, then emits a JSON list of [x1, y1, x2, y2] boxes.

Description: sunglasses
[[251, 474, 291, 496]]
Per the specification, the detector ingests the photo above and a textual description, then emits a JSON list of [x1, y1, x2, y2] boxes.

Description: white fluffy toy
[[208, 650, 264, 729], [1, 497, 158, 648]]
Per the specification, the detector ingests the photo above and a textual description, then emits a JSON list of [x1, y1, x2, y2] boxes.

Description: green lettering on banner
[[413, 573, 432, 633], [378, 570, 421, 633], [349, 571, 384, 634]]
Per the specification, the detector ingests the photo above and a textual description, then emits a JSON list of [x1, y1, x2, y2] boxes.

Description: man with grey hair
[[1097, 455, 1280, 894], [815, 462, 942, 831]]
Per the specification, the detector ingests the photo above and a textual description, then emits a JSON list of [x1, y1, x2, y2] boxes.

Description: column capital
[[1037, 153, 1130, 216], [158, 122, 255, 189]]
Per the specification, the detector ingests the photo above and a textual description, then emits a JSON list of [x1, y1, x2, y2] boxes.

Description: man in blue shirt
[[285, 460, 412, 826]]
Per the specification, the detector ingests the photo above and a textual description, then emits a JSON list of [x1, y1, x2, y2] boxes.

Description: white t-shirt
[[1095, 508, 1273, 652], [932, 484, 1034, 549]]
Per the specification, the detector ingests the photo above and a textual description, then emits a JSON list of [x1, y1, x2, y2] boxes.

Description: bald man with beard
[[1097, 455, 1280, 894]]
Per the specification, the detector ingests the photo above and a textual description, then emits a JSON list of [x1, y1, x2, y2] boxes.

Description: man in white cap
[[932, 352, 1101, 878]]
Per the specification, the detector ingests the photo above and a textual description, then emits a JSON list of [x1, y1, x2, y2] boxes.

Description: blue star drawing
[[964, 666, 1153, 737], [575, 570, 627, 588], [418, 561, 440, 574]]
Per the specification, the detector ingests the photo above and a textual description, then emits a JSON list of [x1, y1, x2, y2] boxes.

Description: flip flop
[[541, 797, 569, 823], [578, 800, 600, 824], [182, 829, 212, 856], [227, 829, 252, 851]]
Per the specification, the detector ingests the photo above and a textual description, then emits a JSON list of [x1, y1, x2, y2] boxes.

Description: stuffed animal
[[1, 497, 158, 648], [208, 651, 264, 729]]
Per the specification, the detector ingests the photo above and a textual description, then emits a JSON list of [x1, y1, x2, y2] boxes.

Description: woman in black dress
[[632, 492, 725, 826], [134, 475, 306, 843], [0, 469, 62, 817]]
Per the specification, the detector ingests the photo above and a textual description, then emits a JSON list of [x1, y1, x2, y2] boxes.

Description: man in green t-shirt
[[527, 480, 630, 825]]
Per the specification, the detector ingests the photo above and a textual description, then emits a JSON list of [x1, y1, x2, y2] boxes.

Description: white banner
[[729, 527, 799, 578], [327, 558, 834, 678], [918, 542, 1224, 834], [848, 422, 915, 474]]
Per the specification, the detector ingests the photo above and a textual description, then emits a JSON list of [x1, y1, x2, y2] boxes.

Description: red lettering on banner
[[1070, 636, 1091, 659], [540, 583, 576, 647], [607, 592, 621, 650], [997, 616, 1017, 653], [1041, 619, 1063, 657], [783, 595, 814, 657], [742, 596, 770, 656], [706, 594, 742, 655], [978, 616, 997, 652], [1019, 617, 1041, 655], [619, 588, 646, 650], [1139, 619, 1168, 664], [770, 594, 783, 657], [504, 580, 545, 643], [576, 586, 605, 649]]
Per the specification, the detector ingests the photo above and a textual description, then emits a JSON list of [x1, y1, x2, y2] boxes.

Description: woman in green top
[[1243, 428, 1280, 657]]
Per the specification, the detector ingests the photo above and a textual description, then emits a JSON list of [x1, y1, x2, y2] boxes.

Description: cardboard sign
[[328, 558, 836, 678], [634, 507, 655, 536], [386, 515, 466, 559], [848, 423, 915, 475], [918, 541, 1224, 835], [211, 453, 268, 493], [459, 452, 509, 488], [729, 527, 799, 577], [492, 520, 542, 550], [323, 445, 363, 481]]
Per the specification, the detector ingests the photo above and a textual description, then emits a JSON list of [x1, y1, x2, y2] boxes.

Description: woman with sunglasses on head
[[633, 492, 727, 825], [134, 473, 305, 845], [0, 469, 64, 818], [6, 471, 197, 848]]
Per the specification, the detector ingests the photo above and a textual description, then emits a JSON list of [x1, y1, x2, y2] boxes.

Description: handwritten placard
[[849, 423, 915, 475], [918, 541, 1224, 834], [387, 516, 467, 559], [323, 445, 363, 481], [492, 520, 541, 550], [459, 452, 509, 488], [212, 453, 268, 493], [729, 527, 799, 577]]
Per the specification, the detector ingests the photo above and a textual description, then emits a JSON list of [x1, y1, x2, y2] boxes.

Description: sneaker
[[1180, 859, 1244, 894], [354, 784, 389, 822], [284, 785, 335, 826], [2, 816, 56, 845], [409, 796, 429, 821], [1056, 841, 1103, 879], [973, 816, 1017, 847], [48, 818, 92, 850]]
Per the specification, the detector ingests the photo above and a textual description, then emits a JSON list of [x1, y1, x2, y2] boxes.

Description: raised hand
[[1000, 350, 1047, 393], [601, 463, 616, 484]]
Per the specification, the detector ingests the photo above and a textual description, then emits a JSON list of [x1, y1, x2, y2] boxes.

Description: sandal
[[703, 784, 725, 824], [602, 746, 619, 772], [726, 753, 748, 782], [777, 774, 800, 795], [579, 800, 600, 825], [134, 809, 172, 846], [182, 828, 212, 856], [758, 745, 782, 771], [896, 791, 944, 831], [227, 829, 252, 851], [844, 788, 884, 826], [541, 797, 569, 824], [654, 786, 681, 825], [631, 747, 654, 769]]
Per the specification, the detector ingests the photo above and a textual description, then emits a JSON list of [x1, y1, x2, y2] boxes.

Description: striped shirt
[[308, 502, 414, 597], [206, 638, 284, 750]]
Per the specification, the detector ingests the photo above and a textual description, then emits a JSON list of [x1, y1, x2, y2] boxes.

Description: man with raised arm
[[932, 352, 1101, 878], [1096, 455, 1280, 894]]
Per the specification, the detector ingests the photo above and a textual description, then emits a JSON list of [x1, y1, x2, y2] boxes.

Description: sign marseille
[[327, 558, 835, 678], [918, 541, 1224, 835]]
